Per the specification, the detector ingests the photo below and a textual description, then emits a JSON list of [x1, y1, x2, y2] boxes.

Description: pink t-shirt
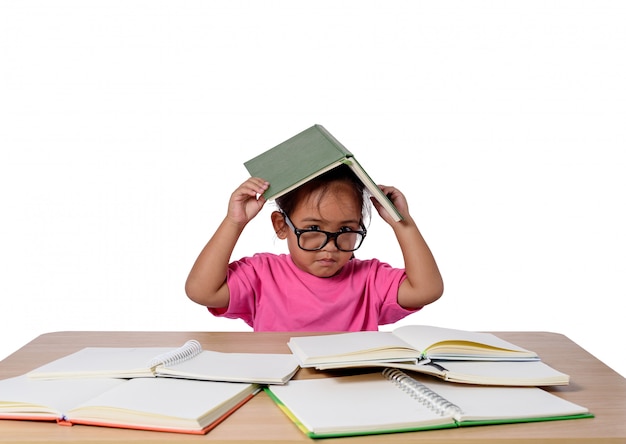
[[208, 253, 417, 331]]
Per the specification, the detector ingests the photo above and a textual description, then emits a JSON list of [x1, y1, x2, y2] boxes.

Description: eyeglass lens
[[298, 230, 363, 251]]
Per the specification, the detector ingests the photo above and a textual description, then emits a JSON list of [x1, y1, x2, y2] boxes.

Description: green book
[[265, 370, 592, 439], [244, 124, 403, 222]]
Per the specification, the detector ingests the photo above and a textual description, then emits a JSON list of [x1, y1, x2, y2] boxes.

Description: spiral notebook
[[0, 375, 259, 434], [27, 340, 299, 385], [265, 370, 592, 438]]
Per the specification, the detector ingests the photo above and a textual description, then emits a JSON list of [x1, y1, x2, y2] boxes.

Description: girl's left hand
[[372, 185, 409, 224]]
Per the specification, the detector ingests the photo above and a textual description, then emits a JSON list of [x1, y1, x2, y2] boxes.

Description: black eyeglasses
[[281, 212, 367, 252]]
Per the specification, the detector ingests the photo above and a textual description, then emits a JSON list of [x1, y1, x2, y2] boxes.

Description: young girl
[[185, 165, 443, 331]]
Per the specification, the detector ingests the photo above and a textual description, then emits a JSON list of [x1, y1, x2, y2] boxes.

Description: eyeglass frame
[[280, 211, 367, 252]]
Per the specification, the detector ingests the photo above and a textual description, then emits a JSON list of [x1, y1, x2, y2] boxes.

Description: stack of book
[[286, 324, 571, 386], [266, 325, 592, 438]]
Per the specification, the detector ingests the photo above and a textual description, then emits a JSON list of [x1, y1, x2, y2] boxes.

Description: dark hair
[[275, 164, 370, 222]]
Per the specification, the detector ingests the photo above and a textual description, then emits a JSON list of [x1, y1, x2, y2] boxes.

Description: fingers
[[243, 177, 270, 196], [375, 184, 409, 221], [233, 177, 270, 201], [227, 178, 270, 224], [377, 184, 401, 201], [248, 177, 270, 195]]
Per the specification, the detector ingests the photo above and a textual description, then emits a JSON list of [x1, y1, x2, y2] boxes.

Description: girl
[[185, 165, 443, 331]]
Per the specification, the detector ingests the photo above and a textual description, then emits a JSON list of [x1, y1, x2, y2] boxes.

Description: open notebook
[[0, 375, 259, 435], [27, 340, 299, 385], [265, 370, 592, 438]]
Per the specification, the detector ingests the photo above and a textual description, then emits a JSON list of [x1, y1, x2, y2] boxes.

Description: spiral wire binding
[[147, 339, 203, 368], [382, 368, 464, 421]]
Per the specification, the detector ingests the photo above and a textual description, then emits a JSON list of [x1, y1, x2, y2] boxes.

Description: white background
[[1, 1, 624, 377]]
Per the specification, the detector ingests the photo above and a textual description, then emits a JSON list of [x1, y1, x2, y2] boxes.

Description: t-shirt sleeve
[[207, 257, 259, 327], [366, 259, 420, 325]]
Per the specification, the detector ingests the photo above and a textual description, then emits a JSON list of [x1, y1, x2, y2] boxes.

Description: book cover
[[244, 124, 403, 221]]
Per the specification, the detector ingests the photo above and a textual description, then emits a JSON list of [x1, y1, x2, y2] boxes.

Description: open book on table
[[0, 375, 259, 435], [265, 370, 592, 439], [287, 325, 568, 386], [316, 359, 569, 386], [288, 325, 540, 367], [27, 340, 299, 385]]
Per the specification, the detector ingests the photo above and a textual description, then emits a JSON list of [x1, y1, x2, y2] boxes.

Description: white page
[[0, 376, 124, 417], [420, 379, 589, 421], [315, 359, 569, 386], [392, 325, 536, 358], [66, 377, 258, 429], [269, 373, 452, 435], [27, 347, 172, 378], [288, 331, 419, 365], [159, 350, 299, 384], [439, 360, 569, 385]]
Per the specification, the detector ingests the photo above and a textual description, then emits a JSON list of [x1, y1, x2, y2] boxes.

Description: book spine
[[147, 340, 203, 368], [382, 369, 463, 421], [314, 124, 353, 156]]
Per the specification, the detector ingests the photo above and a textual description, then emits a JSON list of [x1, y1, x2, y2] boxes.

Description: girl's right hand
[[227, 177, 270, 225]]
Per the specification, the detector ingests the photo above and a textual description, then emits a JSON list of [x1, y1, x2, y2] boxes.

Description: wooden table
[[1, 331, 625, 443]]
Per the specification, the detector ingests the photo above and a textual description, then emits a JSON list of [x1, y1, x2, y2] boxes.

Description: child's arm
[[185, 177, 269, 308], [371, 185, 444, 310]]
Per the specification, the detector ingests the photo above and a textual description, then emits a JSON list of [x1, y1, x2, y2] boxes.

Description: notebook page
[[420, 379, 589, 421], [158, 350, 299, 384], [268, 373, 453, 435], [27, 347, 172, 378]]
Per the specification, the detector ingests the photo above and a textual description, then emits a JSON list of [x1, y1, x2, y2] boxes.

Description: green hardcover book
[[244, 124, 403, 222]]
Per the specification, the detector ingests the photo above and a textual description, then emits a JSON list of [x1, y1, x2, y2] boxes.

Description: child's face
[[283, 181, 363, 278]]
